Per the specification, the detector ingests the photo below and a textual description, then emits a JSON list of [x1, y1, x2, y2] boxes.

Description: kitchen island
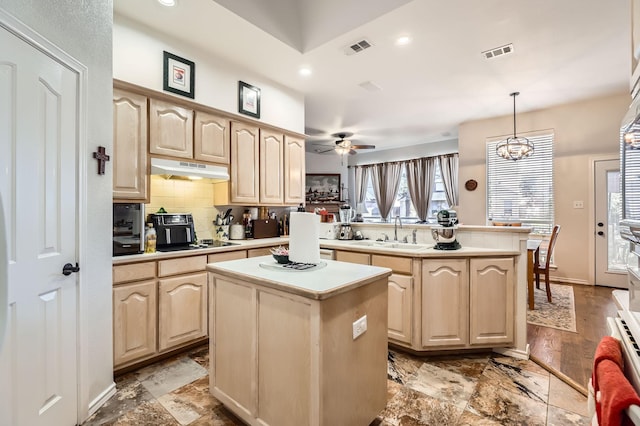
[[207, 256, 392, 426]]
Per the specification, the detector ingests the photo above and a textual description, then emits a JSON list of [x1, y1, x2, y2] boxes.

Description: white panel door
[[0, 26, 79, 426], [594, 159, 628, 287]]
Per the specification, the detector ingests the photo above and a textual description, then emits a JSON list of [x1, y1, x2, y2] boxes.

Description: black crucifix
[[92, 146, 110, 175]]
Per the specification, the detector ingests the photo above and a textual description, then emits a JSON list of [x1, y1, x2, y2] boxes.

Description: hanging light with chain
[[496, 92, 534, 161]]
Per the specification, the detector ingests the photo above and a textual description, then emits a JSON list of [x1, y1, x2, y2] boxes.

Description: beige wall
[[458, 92, 630, 284]]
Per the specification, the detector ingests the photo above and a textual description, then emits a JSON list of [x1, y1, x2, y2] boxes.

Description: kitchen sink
[[349, 240, 432, 250]]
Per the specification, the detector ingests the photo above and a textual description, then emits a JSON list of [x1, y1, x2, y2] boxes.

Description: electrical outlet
[[352, 315, 367, 340], [573, 201, 584, 209]]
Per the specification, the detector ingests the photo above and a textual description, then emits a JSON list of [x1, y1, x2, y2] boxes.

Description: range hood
[[150, 158, 229, 181]]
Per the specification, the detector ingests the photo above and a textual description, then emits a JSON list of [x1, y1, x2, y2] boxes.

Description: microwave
[[113, 203, 145, 256]]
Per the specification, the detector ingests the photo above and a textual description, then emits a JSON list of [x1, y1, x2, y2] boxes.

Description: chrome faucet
[[394, 215, 402, 241], [412, 229, 417, 244]]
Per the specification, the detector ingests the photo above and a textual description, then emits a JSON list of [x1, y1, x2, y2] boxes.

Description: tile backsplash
[[145, 175, 222, 241]]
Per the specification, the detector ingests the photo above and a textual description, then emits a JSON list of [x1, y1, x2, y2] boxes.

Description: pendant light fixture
[[496, 92, 534, 161]]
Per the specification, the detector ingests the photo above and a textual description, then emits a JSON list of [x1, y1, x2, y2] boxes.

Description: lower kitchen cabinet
[[333, 249, 516, 351], [386, 273, 413, 344], [469, 257, 514, 346], [421, 259, 468, 347], [421, 257, 514, 349], [113, 280, 157, 367], [158, 272, 208, 351]]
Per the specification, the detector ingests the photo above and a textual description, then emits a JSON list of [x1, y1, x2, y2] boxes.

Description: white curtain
[[438, 153, 459, 207], [370, 162, 402, 221], [405, 157, 436, 222]]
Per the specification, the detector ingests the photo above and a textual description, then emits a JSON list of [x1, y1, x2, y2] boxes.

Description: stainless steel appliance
[[150, 213, 196, 251], [339, 224, 354, 240], [431, 209, 461, 250], [113, 203, 145, 256]]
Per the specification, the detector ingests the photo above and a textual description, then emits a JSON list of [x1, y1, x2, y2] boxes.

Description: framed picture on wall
[[305, 173, 341, 202], [238, 81, 261, 118], [163, 51, 195, 98]]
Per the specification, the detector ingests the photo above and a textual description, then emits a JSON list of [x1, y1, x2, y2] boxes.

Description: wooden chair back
[[540, 224, 561, 269]]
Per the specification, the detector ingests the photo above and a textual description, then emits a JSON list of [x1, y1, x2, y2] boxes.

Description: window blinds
[[486, 133, 554, 234]]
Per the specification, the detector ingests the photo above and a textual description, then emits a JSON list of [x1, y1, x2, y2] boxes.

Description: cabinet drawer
[[113, 262, 156, 284], [371, 255, 412, 274], [247, 247, 274, 258], [335, 251, 371, 265], [208, 250, 247, 263], [158, 255, 207, 277]]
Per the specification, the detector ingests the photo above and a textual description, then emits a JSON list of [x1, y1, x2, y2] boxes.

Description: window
[[486, 132, 554, 234], [362, 162, 449, 221]]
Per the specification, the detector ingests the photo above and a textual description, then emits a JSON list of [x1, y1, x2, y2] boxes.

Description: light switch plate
[[352, 315, 367, 340]]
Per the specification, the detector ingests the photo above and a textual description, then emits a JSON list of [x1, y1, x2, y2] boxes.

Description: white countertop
[[112, 237, 289, 264], [319, 239, 520, 257], [207, 255, 391, 300]]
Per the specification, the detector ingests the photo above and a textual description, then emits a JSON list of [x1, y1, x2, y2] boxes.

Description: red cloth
[[595, 359, 640, 426], [592, 336, 624, 394]]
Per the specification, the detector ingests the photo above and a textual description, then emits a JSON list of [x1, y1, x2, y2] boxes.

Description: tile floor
[[84, 345, 589, 425]]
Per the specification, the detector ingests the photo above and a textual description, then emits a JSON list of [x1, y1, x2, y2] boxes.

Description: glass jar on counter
[[144, 223, 157, 253]]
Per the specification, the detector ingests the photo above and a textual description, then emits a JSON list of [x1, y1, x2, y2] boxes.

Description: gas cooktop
[[156, 241, 239, 252]]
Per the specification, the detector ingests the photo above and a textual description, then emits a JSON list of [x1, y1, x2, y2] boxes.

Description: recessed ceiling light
[[395, 35, 412, 46], [299, 66, 312, 76], [157, 0, 177, 7]]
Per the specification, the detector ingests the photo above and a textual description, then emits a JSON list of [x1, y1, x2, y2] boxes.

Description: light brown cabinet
[[386, 273, 413, 344], [113, 89, 148, 201], [421, 259, 468, 347], [335, 250, 371, 265], [284, 134, 306, 205], [469, 257, 514, 345], [259, 129, 284, 204], [158, 272, 208, 351], [194, 110, 230, 164], [113, 280, 157, 366], [230, 121, 260, 204], [229, 122, 305, 206], [334, 249, 516, 351], [149, 99, 194, 159], [112, 254, 209, 370], [421, 257, 514, 349]]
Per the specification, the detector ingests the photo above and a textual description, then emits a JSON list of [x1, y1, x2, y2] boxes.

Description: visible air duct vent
[[359, 81, 382, 92], [482, 43, 514, 59], [345, 38, 373, 56]]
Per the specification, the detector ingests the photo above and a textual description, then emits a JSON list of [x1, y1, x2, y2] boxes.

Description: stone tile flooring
[[84, 345, 589, 425]]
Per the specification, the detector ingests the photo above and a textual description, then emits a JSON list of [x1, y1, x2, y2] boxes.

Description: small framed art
[[163, 51, 195, 99], [238, 81, 261, 118]]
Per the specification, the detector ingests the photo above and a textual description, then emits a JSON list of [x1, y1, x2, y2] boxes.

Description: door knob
[[62, 262, 80, 276], [597, 222, 604, 227], [597, 231, 604, 236]]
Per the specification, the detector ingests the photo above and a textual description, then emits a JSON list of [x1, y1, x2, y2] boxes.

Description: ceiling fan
[[313, 132, 375, 155]]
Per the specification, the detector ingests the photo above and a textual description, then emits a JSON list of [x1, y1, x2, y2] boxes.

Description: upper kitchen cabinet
[[194, 111, 230, 164], [259, 129, 284, 204], [149, 99, 194, 159], [113, 89, 149, 201], [283, 134, 305, 204], [230, 121, 260, 204]]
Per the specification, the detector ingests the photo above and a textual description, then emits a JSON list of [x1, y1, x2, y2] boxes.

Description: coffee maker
[[339, 204, 355, 240], [431, 209, 461, 250]]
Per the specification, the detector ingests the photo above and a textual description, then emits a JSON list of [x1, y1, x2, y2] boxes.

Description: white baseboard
[[550, 276, 590, 286], [86, 382, 116, 419], [493, 344, 530, 360]]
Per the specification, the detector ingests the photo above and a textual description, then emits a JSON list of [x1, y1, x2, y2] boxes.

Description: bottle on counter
[[144, 223, 157, 253]]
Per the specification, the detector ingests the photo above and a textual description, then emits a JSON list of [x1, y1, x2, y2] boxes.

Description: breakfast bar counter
[[207, 256, 392, 426]]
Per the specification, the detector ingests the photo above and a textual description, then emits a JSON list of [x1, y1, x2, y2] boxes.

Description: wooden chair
[[534, 224, 561, 303]]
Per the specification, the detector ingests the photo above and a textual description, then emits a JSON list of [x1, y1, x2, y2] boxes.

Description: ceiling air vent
[[482, 43, 514, 59], [344, 39, 373, 56]]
